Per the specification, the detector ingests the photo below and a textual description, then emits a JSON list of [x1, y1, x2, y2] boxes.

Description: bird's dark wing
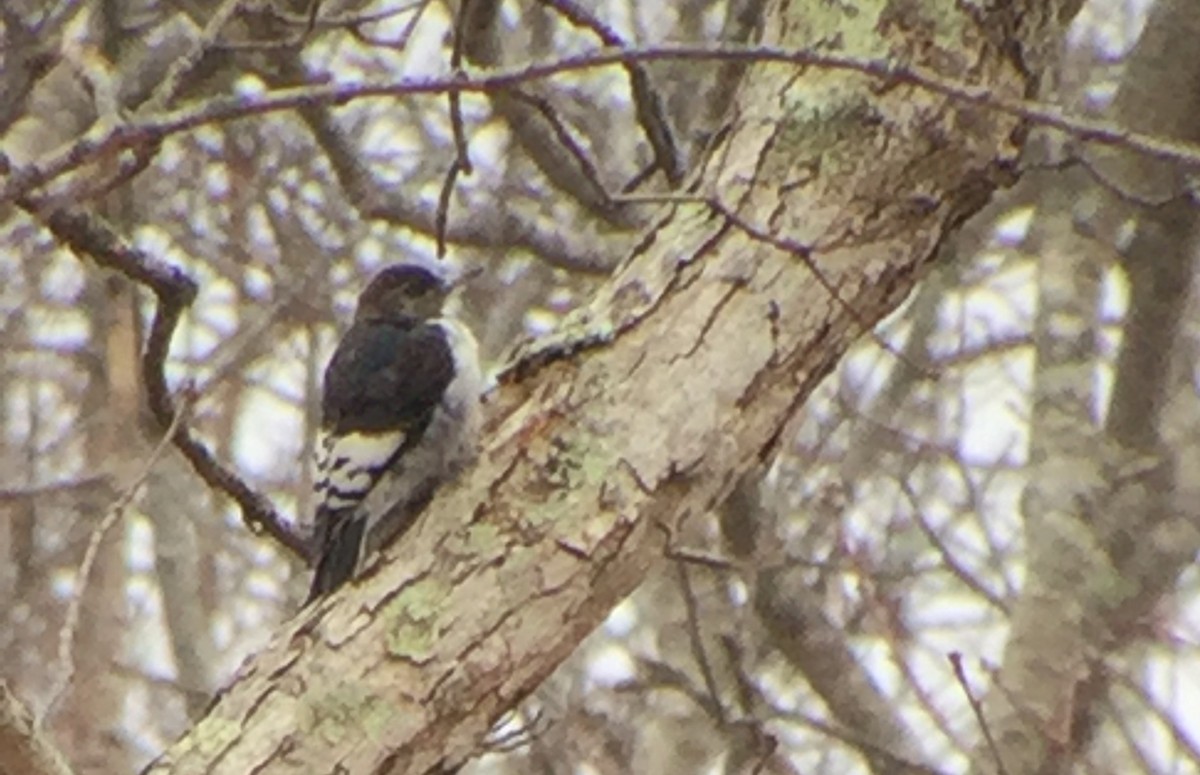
[[307, 319, 454, 602], [321, 318, 455, 436]]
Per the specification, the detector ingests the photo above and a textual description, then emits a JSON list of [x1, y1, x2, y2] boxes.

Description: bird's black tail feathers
[[305, 485, 440, 605], [306, 509, 366, 604]]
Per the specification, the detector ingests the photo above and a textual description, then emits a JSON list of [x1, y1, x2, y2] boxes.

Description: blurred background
[[1, 0, 1197, 772]]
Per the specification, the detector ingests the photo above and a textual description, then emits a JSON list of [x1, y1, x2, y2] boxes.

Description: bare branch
[[0, 10, 58, 134], [5, 42, 1197, 211], [539, 0, 682, 186], [300, 105, 623, 274], [459, 0, 646, 229], [43, 395, 191, 722], [138, 0, 241, 114], [950, 653, 1010, 775], [0, 476, 107, 502], [0, 682, 73, 775], [36, 207, 308, 559], [676, 563, 728, 725], [435, 0, 478, 257]]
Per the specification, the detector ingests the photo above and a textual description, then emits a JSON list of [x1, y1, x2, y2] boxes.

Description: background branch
[[0, 682, 74, 775], [38, 207, 309, 559]]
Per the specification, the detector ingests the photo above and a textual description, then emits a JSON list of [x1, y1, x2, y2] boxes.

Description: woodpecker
[[307, 264, 482, 603]]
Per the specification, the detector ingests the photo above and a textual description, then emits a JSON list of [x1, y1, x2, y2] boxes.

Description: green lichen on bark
[[169, 716, 240, 760], [309, 684, 394, 745], [383, 576, 452, 662]]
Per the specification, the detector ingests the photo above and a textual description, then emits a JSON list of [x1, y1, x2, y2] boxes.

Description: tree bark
[[145, 1, 1074, 772]]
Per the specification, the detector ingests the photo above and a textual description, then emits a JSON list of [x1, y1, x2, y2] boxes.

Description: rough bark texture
[[144, 1, 1068, 772]]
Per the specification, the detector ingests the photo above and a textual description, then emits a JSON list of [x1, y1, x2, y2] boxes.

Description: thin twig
[[666, 545, 739, 572], [139, 0, 243, 114], [676, 563, 727, 725], [252, 0, 422, 31], [7, 43, 1199, 208], [304, 0, 322, 35], [632, 656, 725, 720], [0, 476, 107, 502], [482, 708, 546, 754], [508, 88, 612, 203], [346, 0, 432, 51], [36, 0, 88, 39], [540, 0, 682, 186], [900, 480, 1009, 613], [42, 397, 191, 725], [437, 0, 477, 257], [781, 706, 948, 775], [436, 158, 465, 258], [299, 97, 621, 274], [949, 652, 1010, 775], [448, 0, 475, 177], [621, 161, 660, 194]]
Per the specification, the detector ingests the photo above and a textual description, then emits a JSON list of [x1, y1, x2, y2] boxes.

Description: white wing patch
[[314, 429, 407, 510]]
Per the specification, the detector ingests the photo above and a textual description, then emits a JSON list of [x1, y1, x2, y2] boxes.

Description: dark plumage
[[306, 264, 482, 603], [321, 320, 454, 437]]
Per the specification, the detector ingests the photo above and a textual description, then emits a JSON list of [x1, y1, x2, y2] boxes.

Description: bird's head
[[354, 264, 450, 322]]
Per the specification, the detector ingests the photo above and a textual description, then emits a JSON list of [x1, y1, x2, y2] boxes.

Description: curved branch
[[38, 207, 309, 560]]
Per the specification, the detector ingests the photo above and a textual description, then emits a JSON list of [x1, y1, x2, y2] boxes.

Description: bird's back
[[307, 313, 480, 603]]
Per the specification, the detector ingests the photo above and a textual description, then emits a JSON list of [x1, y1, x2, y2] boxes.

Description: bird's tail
[[306, 509, 367, 604], [305, 480, 441, 605]]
